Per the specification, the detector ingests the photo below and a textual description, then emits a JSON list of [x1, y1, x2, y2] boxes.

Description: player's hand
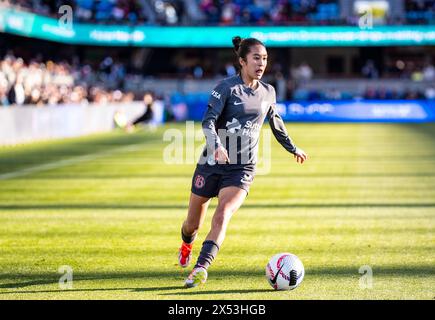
[[215, 146, 230, 164], [294, 147, 308, 164]]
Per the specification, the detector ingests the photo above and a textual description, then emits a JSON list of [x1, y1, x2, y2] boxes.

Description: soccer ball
[[266, 253, 304, 290]]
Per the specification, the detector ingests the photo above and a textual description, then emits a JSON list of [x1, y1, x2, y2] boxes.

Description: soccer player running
[[178, 36, 308, 288]]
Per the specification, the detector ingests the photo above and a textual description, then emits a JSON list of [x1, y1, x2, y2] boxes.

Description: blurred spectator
[[220, 0, 237, 25], [152, 0, 182, 25], [292, 62, 313, 84], [324, 88, 342, 100], [423, 62, 435, 81], [425, 86, 435, 100], [125, 92, 155, 132], [199, 0, 221, 24], [285, 78, 296, 100], [0, 79, 10, 106], [298, 62, 314, 81], [193, 65, 204, 79], [274, 71, 287, 101], [363, 87, 377, 100], [362, 60, 379, 79], [224, 62, 237, 77]]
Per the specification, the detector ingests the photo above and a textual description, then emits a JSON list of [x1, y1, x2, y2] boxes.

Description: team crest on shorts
[[194, 174, 205, 189]]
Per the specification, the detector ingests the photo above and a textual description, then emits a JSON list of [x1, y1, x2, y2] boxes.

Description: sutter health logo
[[226, 118, 241, 133]]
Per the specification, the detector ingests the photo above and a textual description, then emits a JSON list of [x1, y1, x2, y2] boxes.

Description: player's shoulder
[[216, 75, 242, 88], [212, 75, 242, 98], [259, 80, 276, 95]]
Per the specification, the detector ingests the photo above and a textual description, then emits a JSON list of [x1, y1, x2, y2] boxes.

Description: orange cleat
[[178, 242, 193, 268]]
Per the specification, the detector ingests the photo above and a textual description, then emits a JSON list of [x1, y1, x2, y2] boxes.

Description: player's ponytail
[[232, 36, 265, 65], [232, 36, 243, 55]]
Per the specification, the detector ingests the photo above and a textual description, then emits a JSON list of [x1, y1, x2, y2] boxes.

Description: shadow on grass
[[0, 286, 183, 295], [404, 123, 435, 143], [0, 271, 186, 295], [5, 172, 435, 180], [1, 202, 435, 211], [160, 289, 273, 296], [0, 265, 433, 295]]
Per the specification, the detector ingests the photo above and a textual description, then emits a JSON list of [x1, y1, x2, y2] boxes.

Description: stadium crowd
[[0, 53, 136, 107], [199, 0, 341, 25], [2, 0, 434, 26], [2, 0, 149, 24], [405, 0, 435, 24]]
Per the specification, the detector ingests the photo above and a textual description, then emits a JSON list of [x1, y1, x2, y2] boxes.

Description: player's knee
[[212, 208, 233, 228]]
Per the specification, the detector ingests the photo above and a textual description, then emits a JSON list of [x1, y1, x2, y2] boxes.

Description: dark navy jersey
[[199, 74, 297, 166]]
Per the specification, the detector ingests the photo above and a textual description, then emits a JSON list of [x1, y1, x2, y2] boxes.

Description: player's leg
[[125, 113, 146, 132], [205, 186, 247, 247], [185, 186, 247, 287], [182, 192, 211, 244], [180, 166, 220, 269], [178, 193, 211, 268]]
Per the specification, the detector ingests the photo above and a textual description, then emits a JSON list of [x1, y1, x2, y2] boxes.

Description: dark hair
[[232, 36, 265, 63]]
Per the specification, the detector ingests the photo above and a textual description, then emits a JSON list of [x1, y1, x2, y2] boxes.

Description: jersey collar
[[237, 74, 261, 95]]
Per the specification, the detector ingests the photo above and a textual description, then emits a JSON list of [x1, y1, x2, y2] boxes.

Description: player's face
[[143, 94, 153, 105], [241, 44, 268, 80]]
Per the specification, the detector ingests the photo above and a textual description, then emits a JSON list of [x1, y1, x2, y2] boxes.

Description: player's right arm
[[202, 81, 230, 163]]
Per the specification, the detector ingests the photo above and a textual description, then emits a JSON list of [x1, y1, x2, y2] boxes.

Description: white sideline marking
[[0, 143, 146, 181]]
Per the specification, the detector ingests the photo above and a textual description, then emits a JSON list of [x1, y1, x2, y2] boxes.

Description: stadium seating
[[405, 0, 435, 24], [6, 0, 148, 24], [197, 0, 341, 25], [4, 0, 434, 26]]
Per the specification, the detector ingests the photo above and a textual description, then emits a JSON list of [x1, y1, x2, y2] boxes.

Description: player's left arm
[[267, 89, 308, 164]]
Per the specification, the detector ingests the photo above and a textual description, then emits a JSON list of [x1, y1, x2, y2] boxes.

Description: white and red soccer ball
[[266, 253, 305, 291]]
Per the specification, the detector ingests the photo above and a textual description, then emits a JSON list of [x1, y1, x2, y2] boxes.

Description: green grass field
[[0, 123, 434, 300]]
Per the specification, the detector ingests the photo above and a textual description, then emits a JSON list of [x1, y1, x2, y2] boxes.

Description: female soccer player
[[178, 36, 308, 288]]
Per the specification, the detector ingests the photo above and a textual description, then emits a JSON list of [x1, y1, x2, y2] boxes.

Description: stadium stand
[[196, 0, 341, 26], [4, 0, 150, 24], [0, 52, 135, 107], [405, 0, 435, 25], [3, 0, 434, 25]]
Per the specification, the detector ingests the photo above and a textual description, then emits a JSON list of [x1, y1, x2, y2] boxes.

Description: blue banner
[[181, 97, 435, 122], [278, 100, 435, 122]]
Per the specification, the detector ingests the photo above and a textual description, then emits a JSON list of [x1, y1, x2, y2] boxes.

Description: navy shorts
[[191, 164, 256, 198]]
